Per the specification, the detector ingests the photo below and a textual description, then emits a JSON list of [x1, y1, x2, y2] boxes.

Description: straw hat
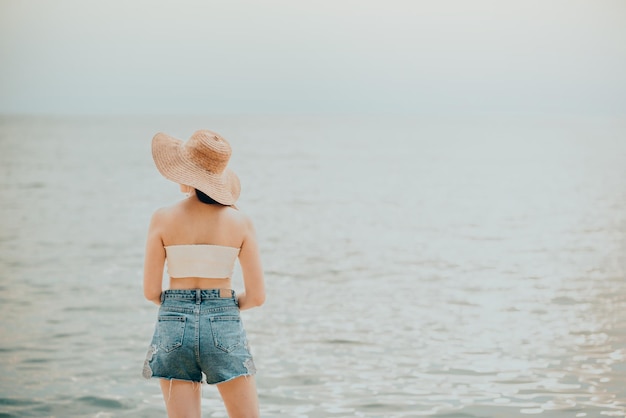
[[151, 130, 241, 205]]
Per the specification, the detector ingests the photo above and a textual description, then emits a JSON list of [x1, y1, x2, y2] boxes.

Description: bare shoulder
[[150, 201, 184, 224], [149, 206, 166, 223], [225, 206, 255, 229]]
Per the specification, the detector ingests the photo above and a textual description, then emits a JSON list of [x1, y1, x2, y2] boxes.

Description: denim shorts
[[142, 289, 256, 384]]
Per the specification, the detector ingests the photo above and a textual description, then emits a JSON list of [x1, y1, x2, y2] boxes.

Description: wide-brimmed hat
[[151, 130, 241, 205]]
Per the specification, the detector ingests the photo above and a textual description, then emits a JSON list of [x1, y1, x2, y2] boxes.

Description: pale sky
[[1, 0, 625, 115]]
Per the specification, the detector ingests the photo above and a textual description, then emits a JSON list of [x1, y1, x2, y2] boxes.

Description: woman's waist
[[169, 277, 232, 291]]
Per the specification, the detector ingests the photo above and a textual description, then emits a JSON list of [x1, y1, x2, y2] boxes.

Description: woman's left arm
[[143, 209, 166, 305]]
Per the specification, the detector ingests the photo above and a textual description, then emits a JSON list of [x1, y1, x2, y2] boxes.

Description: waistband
[[161, 289, 236, 304]]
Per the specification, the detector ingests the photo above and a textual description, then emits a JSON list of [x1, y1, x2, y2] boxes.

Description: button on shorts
[[142, 289, 256, 384]]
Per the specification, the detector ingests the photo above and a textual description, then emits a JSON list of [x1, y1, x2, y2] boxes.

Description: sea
[[0, 114, 625, 417]]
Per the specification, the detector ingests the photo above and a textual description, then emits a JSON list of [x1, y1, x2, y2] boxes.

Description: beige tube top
[[164, 244, 240, 279]]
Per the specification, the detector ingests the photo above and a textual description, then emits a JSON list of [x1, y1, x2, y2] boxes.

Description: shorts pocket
[[210, 316, 243, 353], [157, 315, 186, 353]]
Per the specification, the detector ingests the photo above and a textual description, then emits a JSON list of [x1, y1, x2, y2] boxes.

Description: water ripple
[[1, 115, 625, 417]]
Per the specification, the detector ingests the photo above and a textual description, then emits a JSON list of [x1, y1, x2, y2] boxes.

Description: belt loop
[[195, 289, 201, 304], [160, 291, 165, 304]]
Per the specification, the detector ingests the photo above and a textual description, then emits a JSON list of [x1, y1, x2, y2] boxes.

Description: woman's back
[[159, 198, 247, 248], [156, 197, 251, 289]]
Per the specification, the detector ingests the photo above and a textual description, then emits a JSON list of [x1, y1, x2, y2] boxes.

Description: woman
[[142, 130, 265, 418]]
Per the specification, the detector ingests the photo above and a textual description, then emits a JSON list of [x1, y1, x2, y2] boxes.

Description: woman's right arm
[[143, 210, 166, 305], [236, 216, 265, 310]]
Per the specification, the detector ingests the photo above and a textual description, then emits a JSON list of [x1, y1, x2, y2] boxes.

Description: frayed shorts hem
[[210, 372, 255, 386], [150, 376, 203, 384], [148, 373, 255, 385]]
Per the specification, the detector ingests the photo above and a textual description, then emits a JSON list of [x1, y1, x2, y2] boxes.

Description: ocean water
[[0, 114, 625, 417]]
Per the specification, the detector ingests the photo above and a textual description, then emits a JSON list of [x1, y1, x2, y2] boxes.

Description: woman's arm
[[143, 210, 166, 305], [237, 216, 265, 310]]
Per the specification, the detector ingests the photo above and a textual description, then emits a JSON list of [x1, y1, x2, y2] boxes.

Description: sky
[[0, 0, 625, 115]]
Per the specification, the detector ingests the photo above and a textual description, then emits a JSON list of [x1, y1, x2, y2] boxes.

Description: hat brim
[[152, 132, 241, 205]]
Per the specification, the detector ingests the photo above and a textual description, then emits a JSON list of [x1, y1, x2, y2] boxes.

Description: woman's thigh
[[159, 379, 201, 418], [217, 375, 259, 418]]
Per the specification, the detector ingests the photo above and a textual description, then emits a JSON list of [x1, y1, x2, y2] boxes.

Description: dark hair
[[195, 189, 225, 205]]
